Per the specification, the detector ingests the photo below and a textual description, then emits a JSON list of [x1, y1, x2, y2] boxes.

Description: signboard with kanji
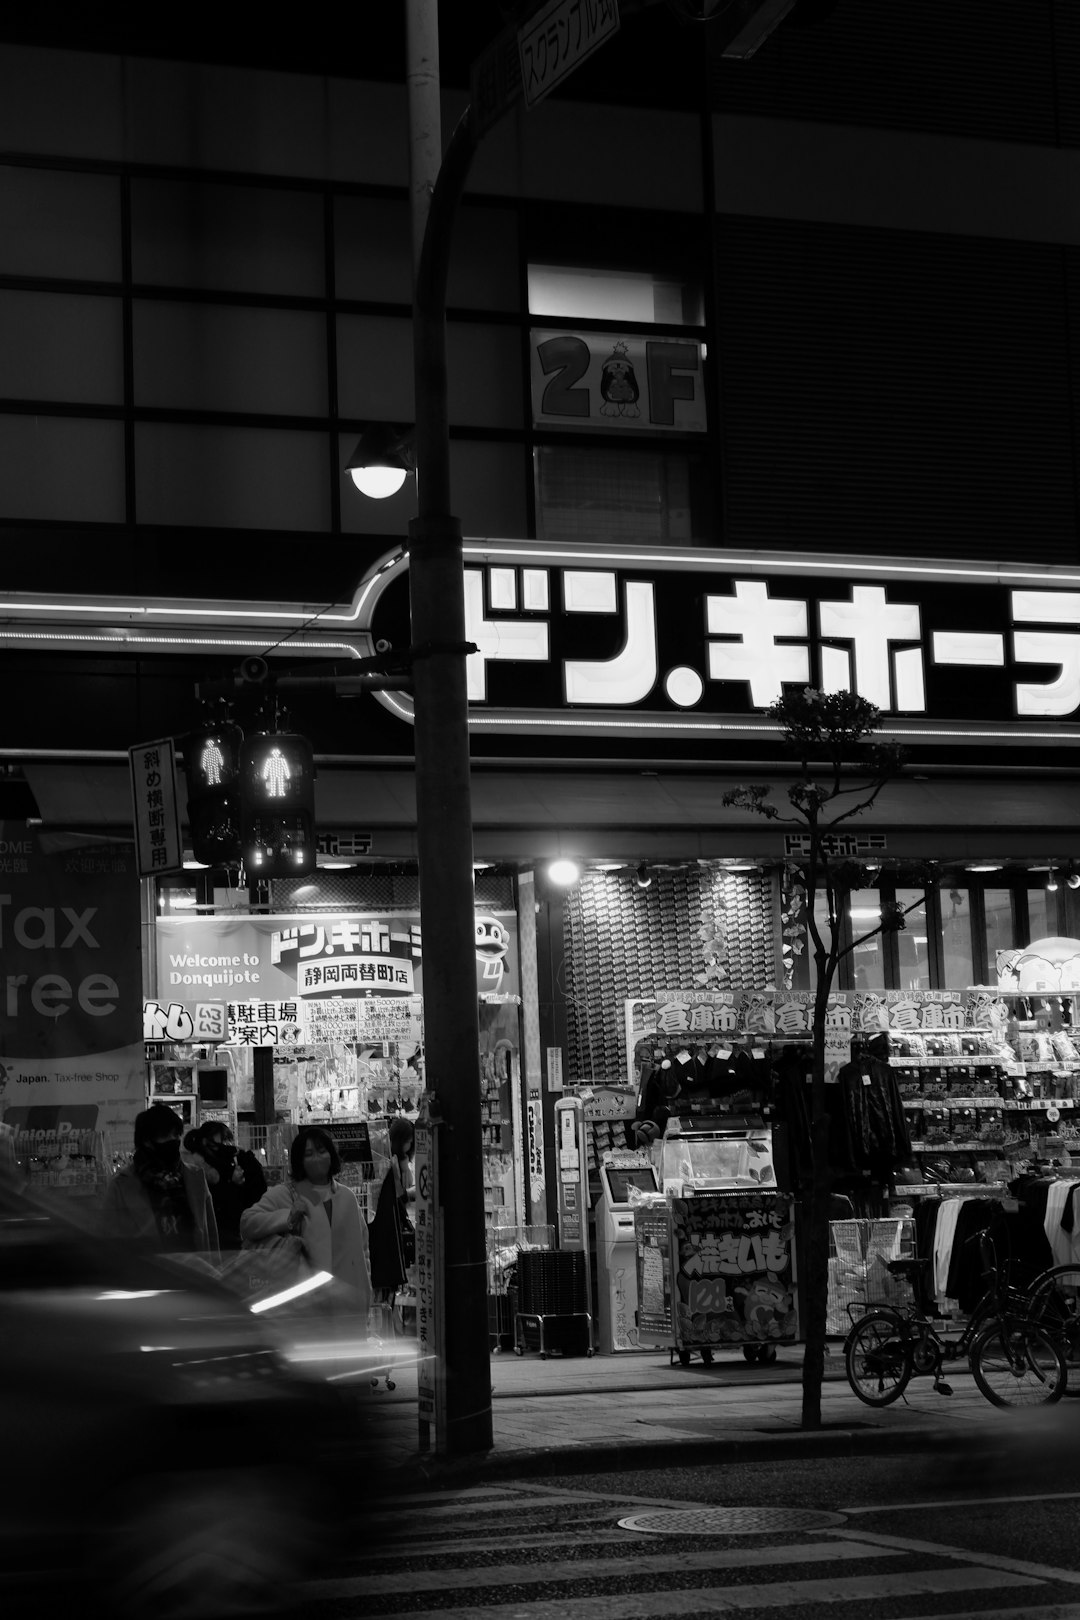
[[129, 738, 183, 877]]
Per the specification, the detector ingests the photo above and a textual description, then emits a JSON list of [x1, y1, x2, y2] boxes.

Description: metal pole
[[406, 3, 493, 1453]]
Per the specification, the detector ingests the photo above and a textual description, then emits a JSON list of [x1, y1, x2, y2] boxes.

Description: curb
[[378, 1420, 970, 1492]]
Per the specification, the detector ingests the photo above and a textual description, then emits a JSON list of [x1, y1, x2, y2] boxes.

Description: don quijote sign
[[353, 540, 1080, 750]]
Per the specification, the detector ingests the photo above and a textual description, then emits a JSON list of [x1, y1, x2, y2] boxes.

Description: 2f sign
[[531, 331, 706, 433]]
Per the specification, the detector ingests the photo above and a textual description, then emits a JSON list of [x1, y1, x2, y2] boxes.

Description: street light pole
[[405, 3, 492, 1451]]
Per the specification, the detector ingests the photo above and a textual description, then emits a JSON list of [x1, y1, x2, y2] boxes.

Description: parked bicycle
[[844, 1229, 1066, 1410], [1025, 1261, 1080, 1395]]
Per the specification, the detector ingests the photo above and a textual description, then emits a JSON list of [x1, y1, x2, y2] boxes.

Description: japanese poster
[[671, 1191, 798, 1349]]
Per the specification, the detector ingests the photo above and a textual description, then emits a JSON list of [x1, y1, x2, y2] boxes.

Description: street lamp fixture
[[346, 423, 416, 500]]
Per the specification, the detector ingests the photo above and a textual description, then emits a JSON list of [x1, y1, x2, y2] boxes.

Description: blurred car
[[0, 1171, 371, 1618]]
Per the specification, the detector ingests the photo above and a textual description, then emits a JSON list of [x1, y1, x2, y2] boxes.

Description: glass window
[[0, 291, 123, 404], [130, 179, 324, 297], [895, 887, 930, 993], [337, 315, 413, 422], [133, 302, 327, 417], [528, 265, 704, 326], [534, 445, 699, 544], [135, 423, 330, 531], [1027, 884, 1054, 944], [335, 198, 519, 312], [447, 323, 523, 429], [941, 885, 974, 989], [848, 891, 885, 992], [0, 415, 124, 522], [0, 166, 120, 281], [334, 196, 411, 303], [984, 888, 1017, 983]]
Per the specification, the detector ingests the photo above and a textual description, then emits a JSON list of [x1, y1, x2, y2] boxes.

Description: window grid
[[0, 160, 529, 536]]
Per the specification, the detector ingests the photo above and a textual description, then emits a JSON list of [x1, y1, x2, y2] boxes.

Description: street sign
[[519, 0, 620, 108], [129, 737, 183, 877]]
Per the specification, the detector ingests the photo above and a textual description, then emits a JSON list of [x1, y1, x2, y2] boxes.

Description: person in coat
[[368, 1116, 416, 1300], [185, 1122, 267, 1250], [102, 1103, 219, 1257], [240, 1126, 372, 1320]]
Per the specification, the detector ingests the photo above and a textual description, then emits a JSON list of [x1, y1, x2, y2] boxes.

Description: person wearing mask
[[186, 1123, 267, 1250], [240, 1126, 372, 1320], [103, 1103, 218, 1256], [368, 1117, 416, 1302]]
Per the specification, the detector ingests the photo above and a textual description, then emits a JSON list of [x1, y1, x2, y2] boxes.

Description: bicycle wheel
[[970, 1321, 1066, 1409], [1027, 1265, 1080, 1395], [845, 1311, 913, 1407]]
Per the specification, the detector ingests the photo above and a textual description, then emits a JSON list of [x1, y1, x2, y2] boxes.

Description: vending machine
[[595, 1149, 660, 1353]]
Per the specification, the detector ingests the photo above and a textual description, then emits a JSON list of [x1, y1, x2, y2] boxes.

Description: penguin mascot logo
[[599, 340, 641, 418]]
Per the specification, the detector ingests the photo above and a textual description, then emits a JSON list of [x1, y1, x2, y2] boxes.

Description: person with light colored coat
[[240, 1125, 372, 1318]]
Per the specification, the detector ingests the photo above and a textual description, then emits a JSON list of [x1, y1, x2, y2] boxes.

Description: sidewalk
[[347, 1339, 1026, 1488]]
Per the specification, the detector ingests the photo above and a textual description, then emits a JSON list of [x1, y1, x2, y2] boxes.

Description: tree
[[723, 687, 923, 1428]]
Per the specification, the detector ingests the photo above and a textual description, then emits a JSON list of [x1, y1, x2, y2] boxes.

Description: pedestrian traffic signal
[[238, 732, 316, 877], [183, 720, 244, 866]]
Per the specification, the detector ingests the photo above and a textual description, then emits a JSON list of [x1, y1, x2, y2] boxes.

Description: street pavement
[[347, 1336, 1036, 1487]]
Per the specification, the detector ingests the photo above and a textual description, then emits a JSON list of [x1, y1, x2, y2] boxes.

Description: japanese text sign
[[129, 738, 182, 877]]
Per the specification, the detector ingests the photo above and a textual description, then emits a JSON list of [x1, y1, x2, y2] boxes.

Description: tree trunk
[[801, 960, 834, 1429], [799, 1112, 832, 1428]]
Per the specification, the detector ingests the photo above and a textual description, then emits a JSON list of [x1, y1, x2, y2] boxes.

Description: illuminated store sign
[[361, 543, 1080, 746], [12, 544, 1080, 748]]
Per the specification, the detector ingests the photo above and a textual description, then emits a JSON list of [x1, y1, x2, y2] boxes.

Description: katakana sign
[[360, 541, 1080, 747]]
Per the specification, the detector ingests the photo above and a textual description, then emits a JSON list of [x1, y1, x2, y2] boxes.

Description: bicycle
[[1025, 1261, 1080, 1395], [844, 1230, 1066, 1410]]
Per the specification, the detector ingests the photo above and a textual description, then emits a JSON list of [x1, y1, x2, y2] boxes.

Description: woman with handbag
[[240, 1126, 372, 1321]]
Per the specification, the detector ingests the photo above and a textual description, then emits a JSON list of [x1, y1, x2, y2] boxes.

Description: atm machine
[[595, 1149, 662, 1353]]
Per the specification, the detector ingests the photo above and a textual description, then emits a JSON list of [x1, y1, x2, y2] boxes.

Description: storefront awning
[[17, 758, 1080, 866]]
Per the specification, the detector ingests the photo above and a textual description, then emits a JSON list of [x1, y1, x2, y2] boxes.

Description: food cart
[[633, 1115, 798, 1366]]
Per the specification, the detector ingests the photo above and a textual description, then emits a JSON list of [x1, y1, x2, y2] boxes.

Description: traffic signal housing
[[238, 731, 316, 878], [183, 720, 244, 866]]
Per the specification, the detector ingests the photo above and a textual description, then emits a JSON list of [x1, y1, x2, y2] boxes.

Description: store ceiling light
[[547, 859, 581, 887], [182, 859, 209, 870], [1068, 865, 1080, 890], [1048, 868, 1060, 892], [966, 864, 1003, 873], [635, 863, 653, 889]]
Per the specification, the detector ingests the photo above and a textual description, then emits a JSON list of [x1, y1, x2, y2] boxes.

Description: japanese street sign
[[519, 0, 620, 108], [129, 737, 183, 877]]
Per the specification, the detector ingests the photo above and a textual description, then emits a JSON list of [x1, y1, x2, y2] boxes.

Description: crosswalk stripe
[[889, 1608, 1080, 1620], [372, 1488, 515, 1507], [837, 1527, 1080, 1587], [365, 1492, 610, 1522], [321, 1566, 1039, 1620], [343, 1530, 638, 1558], [844, 1491, 1080, 1515], [308, 1538, 903, 1599]]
